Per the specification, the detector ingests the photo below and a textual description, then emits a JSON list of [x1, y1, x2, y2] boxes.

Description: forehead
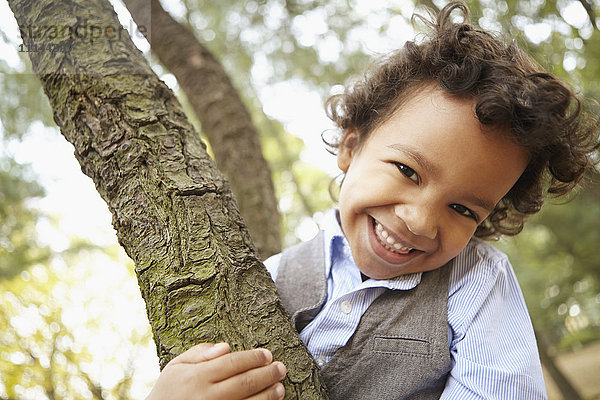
[[363, 87, 529, 201], [374, 86, 516, 150]]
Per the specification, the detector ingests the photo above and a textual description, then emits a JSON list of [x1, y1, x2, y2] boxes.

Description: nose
[[394, 203, 438, 240]]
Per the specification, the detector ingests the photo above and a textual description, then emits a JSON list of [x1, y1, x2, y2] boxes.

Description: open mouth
[[372, 217, 416, 255]]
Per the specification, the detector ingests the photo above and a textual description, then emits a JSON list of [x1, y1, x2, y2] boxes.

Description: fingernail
[[206, 342, 229, 358], [276, 362, 287, 378], [260, 348, 273, 362], [276, 382, 285, 398]]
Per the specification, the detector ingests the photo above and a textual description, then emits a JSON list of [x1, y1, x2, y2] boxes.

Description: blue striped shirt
[[265, 210, 547, 399]]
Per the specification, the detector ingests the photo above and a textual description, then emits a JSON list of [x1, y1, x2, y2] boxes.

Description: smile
[[365, 215, 424, 272], [373, 218, 414, 255]]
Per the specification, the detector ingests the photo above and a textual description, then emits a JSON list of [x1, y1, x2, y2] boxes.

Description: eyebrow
[[387, 143, 496, 213], [462, 194, 496, 214], [387, 144, 440, 175]]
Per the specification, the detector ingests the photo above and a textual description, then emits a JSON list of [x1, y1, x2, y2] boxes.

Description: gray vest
[[277, 231, 452, 399]]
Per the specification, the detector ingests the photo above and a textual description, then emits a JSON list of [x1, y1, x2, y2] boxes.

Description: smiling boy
[[269, 86, 540, 398], [335, 85, 529, 279], [147, 2, 599, 399]]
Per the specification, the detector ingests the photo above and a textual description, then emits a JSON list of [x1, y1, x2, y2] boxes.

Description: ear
[[337, 129, 360, 172]]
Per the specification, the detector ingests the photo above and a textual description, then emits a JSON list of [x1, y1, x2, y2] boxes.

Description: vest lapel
[[276, 231, 328, 332]]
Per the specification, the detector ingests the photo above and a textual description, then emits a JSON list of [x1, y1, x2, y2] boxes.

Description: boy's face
[[337, 87, 529, 279]]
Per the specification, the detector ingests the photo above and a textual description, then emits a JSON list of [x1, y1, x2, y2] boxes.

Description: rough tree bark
[[124, 0, 320, 222], [122, 0, 281, 259], [8, 0, 328, 398]]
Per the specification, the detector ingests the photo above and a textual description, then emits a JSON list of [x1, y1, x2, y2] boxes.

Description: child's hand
[[146, 342, 287, 400]]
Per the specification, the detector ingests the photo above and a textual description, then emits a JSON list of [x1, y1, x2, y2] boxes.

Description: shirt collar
[[319, 209, 422, 291]]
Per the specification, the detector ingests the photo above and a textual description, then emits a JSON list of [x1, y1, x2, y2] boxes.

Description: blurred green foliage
[[498, 176, 600, 350], [0, 157, 50, 280], [0, 47, 54, 140], [0, 244, 156, 398], [1, 0, 599, 397]]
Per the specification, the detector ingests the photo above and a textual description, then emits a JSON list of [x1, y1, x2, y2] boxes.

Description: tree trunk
[[122, 0, 281, 259], [536, 330, 583, 400], [8, 0, 328, 398]]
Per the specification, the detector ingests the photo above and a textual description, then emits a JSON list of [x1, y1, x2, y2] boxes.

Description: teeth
[[374, 221, 413, 254]]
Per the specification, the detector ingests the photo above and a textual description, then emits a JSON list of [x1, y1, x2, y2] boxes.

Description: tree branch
[[123, 0, 281, 258], [576, 0, 598, 30], [7, 0, 328, 397]]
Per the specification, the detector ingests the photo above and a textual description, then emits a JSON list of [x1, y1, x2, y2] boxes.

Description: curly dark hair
[[325, 1, 599, 239]]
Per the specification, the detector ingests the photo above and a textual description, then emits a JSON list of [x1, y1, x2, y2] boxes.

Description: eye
[[450, 204, 479, 222], [393, 162, 419, 184]]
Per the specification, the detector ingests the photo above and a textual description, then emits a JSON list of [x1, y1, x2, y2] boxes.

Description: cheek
[[441, 226, 475, 258], [337, 170, 363, 209], [341, 164, 390, 201]]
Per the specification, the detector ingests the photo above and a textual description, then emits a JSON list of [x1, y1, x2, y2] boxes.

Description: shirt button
[[340, 300, 352, 314], [316, 357, 326, 367]]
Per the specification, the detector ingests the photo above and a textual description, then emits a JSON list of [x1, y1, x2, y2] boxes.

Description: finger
[[246, 382, 286, 400], [207, 348, 274, 382], [171, 343, 230, 365], [213, 361, 287, 399]]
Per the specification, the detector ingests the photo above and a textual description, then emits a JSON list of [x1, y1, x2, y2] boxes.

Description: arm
[[441, 251, 547, 400], [146, 343, 286, 400]]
